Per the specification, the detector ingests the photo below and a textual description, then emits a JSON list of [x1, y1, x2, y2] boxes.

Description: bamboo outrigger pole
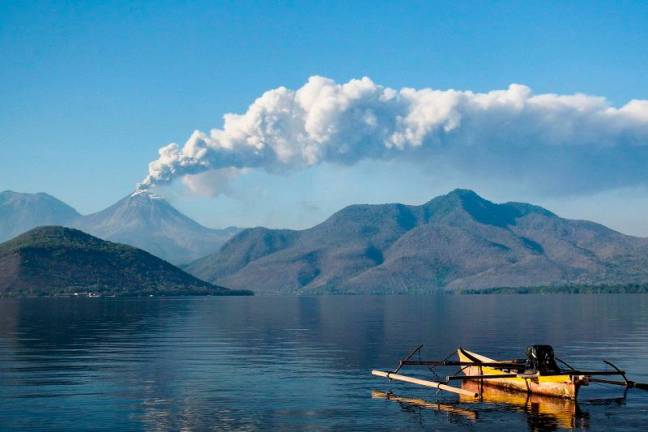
[[371, 370, 480, 398]]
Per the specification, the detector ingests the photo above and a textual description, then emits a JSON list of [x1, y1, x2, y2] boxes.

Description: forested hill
[[0, 226, 252, 297]]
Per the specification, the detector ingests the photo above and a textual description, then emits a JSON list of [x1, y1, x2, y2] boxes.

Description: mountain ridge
[[186, 189, 648, 294]]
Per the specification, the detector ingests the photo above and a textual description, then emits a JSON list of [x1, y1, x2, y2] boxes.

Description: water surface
[[1, 295, 647, 431]]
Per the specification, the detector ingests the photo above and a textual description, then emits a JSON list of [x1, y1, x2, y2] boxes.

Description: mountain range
[[0, 190, 240, 264], [186, 189, 648, 294], [0, 226, 251, 297], [3, 188, 648, 295]]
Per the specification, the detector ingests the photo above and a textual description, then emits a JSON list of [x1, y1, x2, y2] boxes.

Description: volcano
[[74, 190, 239, 264]]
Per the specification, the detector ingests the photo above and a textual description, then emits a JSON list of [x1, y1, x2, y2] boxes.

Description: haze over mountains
[[0, 191, 81, 241], [186, 189, 648, 294], [0, 190, 240, 264]]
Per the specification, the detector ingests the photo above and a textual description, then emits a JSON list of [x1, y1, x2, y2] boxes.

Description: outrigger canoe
[[372, 344, 648, 400]]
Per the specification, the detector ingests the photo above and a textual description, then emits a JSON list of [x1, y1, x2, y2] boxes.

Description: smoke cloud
[[139, 76, 648, 195]]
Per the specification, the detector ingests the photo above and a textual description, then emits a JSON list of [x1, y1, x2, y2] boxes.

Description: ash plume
[[139, 76, 648, 195]]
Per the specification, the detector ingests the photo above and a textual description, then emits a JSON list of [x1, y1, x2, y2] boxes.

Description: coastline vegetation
[[459, 284, 648, 294]]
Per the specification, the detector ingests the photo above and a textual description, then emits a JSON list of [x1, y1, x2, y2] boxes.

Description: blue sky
[[2, 1, 648, 234]]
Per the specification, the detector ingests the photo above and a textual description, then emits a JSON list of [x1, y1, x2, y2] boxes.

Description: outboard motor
[[525, 345, 560, 374]]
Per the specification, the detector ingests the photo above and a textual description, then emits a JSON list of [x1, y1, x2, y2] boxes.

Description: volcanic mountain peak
[[129, 189, 164, 200], [73, 191, 240, 264], [84, 191, 196, 227]]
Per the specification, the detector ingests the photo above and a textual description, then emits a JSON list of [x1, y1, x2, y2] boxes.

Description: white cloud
[[180, 168, 240, 197], [139, 76, 648, 195]]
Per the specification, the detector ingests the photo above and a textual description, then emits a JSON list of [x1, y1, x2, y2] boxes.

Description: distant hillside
[[0, 190, 240, 265], [73, 191, 240, 264], [0, 226, 252, 297], [186, 189, 648, 294], [0, 191, 80, 242]]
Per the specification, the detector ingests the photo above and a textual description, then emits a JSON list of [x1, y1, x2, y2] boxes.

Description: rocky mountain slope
[[0, 226, 252, 297], [186, 189, 648, 294]]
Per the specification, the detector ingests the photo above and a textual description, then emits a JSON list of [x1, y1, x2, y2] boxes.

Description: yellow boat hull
[[458, 348, 588, 399]]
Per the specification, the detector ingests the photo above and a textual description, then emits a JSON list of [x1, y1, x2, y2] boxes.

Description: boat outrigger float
[[372, 345, 648, 400]]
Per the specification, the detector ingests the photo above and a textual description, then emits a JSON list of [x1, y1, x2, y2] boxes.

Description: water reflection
[[461, 381, 588, 430], [372, 389, 478, 422], [0, 295, 647, 431], [371, 382, 638, 431]]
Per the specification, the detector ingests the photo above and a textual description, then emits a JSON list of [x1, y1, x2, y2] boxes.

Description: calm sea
[[1, 295, 647, 431]]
